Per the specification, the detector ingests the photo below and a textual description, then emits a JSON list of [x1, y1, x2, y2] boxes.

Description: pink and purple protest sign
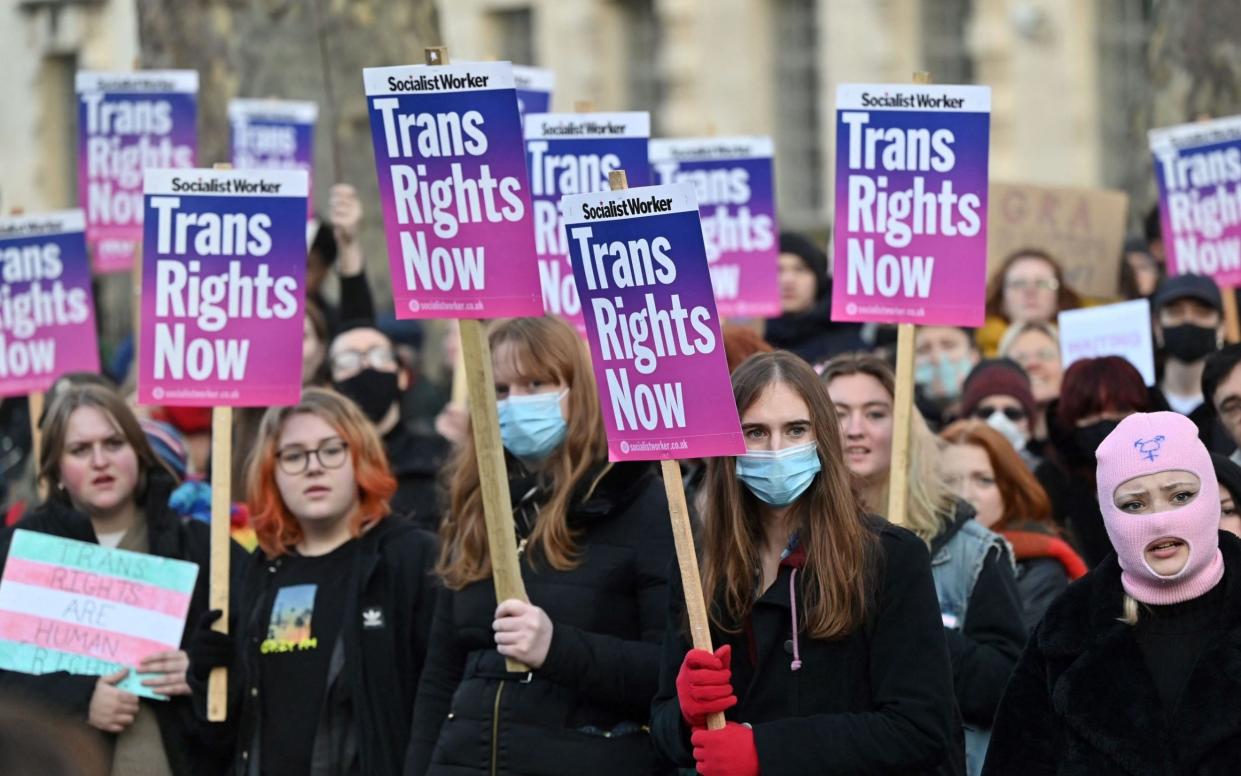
[[513, 66, 555, 124], [137, 168, 308, 407], [0, 211, 99, 396], [1150, 116, 1241, 287], [229, 99, 318, 219], [363, 61, 542, 319], [526, 112, 650, 332], [831, 84, 990, 326], [76, 71, 198, 274], [562, 182, 745, 461], [650, 137, 780, 318]]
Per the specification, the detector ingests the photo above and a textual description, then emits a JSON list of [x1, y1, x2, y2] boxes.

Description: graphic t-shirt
[[259, 541, 357, 776]]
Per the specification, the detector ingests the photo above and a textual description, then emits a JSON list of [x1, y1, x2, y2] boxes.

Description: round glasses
[[276, 440, 350, 475]]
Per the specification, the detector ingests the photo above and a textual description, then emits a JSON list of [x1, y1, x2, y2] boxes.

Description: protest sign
[[562, 180, 745, 461], [1058, 299, 1155, 386], [0, 210, 100, 396], [76, 71, 198, 274], [229, 99, 318, 219], [526, 111, 650, 331], [137, 168, 308, 407], [989, 182, 1129, 300], [513, 66, 555, 122], [363, 60, 542, 319], [0, 529, 199, 701], [831, 83, 991, 326], [650, 136, 780, 318]]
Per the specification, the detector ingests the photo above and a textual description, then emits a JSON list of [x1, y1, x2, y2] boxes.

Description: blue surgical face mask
[[915, 354, 974, 401], [735, 442, 822, 507], [497, 390, 568, 460]]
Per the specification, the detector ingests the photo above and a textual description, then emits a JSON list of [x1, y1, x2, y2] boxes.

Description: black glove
[[188, 609, 234, 681]]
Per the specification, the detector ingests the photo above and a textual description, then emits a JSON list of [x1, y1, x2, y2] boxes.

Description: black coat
[[764, 296, 865, 366], [650, 519, 966, 775], [408, 461, 675, 776], [983, 532, 1241, 775], [384, 424, 449, 532], [0, 470, 244, 776]]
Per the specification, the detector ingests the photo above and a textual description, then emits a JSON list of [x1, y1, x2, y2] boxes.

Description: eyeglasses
[[973, 405, 1027, 422], [1005, 278, 1060, 293], [330, 347, 397, 377], [276, 440, 350, 475]]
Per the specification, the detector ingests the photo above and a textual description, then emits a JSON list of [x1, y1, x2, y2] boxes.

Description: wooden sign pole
[[885, 71, 933, 527], [1223, 293, 1241, 345], [608, 169, 724, 731], [427, 47, 530, 673]]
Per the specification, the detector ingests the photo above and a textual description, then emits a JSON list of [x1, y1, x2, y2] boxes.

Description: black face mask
[[1071, 419, 1120, 464], [1161, 323, 1218, 363], [333, 369, 400, 425]]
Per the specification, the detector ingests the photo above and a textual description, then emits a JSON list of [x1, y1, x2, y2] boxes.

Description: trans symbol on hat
[[1133, 436, 1166, 463]]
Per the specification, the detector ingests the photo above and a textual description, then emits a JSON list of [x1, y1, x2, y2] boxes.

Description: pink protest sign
[[561, 182, 745, 461], [0, 211, 100, 396], [76, 71, 199, 274], [650, 137, 780, 318], [831, 84, 991, 326], [229, 99, 318, 219], [137, 168, 309, 407], [1150, 116, 1241, 287], [363, 61, 542, 319]]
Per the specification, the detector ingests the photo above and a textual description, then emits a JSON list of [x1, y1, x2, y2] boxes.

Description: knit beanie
[[778, 232, 829, 300], [1095, 412, 1224, 605], [959, 360, 1037, 421], [139, 419, 188, 481]]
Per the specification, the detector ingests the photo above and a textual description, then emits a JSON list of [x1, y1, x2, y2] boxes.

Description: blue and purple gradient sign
[[0, 211, 100, 397], [650, 137, 780, 318], [831, 84, 990, 326], [76, 71, 198, 274], [229, 99, 317, 219], [363, 61, 542, 319], [138, 169, 308, 407], [1150, 116, 1241, 287], [526, 112, 650, 332], [562, 182, 745, 461], [513, 66, 554, 124]]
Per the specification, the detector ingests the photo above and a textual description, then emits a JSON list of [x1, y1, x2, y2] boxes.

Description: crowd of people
[[4, 185, 1241, 776]]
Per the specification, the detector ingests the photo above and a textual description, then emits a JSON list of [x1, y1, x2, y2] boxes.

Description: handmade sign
[[137, 168, 309, 407], [562, 181, 745, 461], [0, 529, 199, 700], [526, 111, 650, 330], [1150, 116, 1241, 287], [650, 136, 780, 317], [513, 66, 555, 123], [831, 83, 991, 326], [76, 71, 198, 273], [363, 60, 542, 319], [229, 99, 318, 219], [989, 182, 1129, 300], [0, 210, 99, 396], [1058, 299, 1156, 386]]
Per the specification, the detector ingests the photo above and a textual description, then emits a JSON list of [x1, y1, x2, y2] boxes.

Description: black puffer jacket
[[0, 470, 245, 775], [407, 461, 675, 776]]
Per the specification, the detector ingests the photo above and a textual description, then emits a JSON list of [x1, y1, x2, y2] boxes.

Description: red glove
[[675, 645, 736, 727], [692, 722, 760, 776]]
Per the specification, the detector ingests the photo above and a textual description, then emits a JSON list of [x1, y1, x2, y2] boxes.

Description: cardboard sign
[[0, 211, 100, 396], [831, 84, 991, 326], [513, 66, 555, 123], [76, 71, 198, 274], [137, 168, 309, 407], [363, 61, 542, 319], [526, 112, 650, 331], [650, 137, 780, 318], [229, 99, 318, 219], [0, 530, 199, 700], [1058, 299, 1155, 386], [1150, 116, 1241, 287], [561, 182, 745, 461]]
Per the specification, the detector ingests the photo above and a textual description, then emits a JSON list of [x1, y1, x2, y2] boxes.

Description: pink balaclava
[[1095, 411, 1224, 605]]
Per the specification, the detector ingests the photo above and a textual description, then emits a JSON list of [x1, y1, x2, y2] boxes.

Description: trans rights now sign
[[229, 99, 318, 219], [562, 182, 745, 461], [831, 84, 990, 326]]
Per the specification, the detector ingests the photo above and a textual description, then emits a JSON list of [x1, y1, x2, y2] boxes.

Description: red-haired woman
[[940, 420, 1087, 630], [188, 387, 437, 776]]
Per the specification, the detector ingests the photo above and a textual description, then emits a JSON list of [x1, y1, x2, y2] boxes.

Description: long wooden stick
[[309, 0, 343, 182], [1223, 291, 1241, 344], [29, 391, 45, 501]]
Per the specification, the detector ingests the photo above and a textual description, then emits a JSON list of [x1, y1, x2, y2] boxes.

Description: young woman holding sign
[[0, 383, 242, 776], [823, 352, 1025, 776], [649, 351, 963, 776], [408, 316, 675, 776], [187, 388, 438, 776]]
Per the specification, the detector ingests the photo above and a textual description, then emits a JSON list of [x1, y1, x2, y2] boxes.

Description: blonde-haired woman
[[409, 316, 676, 776], [823, 352, 1026, 776]]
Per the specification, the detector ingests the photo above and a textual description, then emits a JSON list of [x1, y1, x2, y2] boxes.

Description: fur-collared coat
[[981, 531, 1241, 775]]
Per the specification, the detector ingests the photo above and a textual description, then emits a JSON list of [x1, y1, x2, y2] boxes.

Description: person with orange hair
[[187, 388, 438, 776]]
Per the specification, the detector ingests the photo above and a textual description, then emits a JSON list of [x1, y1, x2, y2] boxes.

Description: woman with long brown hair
[[649, 352, 961, 776], [977, 249, 1082, 357], [408, 316, 675, 776]]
